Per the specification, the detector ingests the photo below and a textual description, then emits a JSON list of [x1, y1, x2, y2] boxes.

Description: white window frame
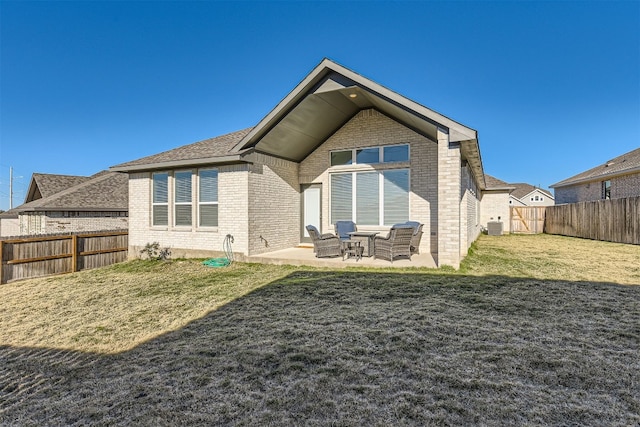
[[198, 168, 219, 228], [174, 170, 193, 227], [329, 168, 410, 226], [151, 171, 169, 227], [329, 143, 410, 167]]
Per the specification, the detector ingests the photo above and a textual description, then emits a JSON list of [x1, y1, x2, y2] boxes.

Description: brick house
[[0, 171, 128, 236], [551, 147, 640, 204], [111, 59, 499, 267]]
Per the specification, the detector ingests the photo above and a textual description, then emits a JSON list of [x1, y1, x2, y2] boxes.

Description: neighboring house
[[0, 171, 128, 236], [481, 175, 515, 233], [111, 58, 498, 267], [508, 183, 554, 207], [551, 147, 640, 204]]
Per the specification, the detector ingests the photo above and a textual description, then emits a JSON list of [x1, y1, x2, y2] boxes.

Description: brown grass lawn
[[1, 234, 639, 425]]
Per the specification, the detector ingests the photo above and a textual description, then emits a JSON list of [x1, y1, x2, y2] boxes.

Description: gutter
[[110, 151, 254, 173]]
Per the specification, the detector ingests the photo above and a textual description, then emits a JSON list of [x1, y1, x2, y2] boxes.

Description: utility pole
[[9, 167, 13, 209]]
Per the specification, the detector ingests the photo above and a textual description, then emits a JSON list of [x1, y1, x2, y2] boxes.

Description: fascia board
[[110, 154, 248, 172]]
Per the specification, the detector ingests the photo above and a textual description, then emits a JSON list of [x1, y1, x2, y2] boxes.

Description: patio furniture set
[[305, 220, 423, 263]]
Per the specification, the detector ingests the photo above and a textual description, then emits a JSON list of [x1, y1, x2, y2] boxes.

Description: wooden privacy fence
[[544, 197, 640, 245], [0, 230, 128, 284], [510, 206, 546, 234]]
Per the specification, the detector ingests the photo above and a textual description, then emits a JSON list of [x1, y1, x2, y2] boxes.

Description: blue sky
[[1, 0, 638, 210]]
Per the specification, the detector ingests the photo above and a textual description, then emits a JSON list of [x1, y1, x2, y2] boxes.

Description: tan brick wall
[[248, 154, 300, 255], [299, 109, 437, 255], [555, 172, 640, 204]]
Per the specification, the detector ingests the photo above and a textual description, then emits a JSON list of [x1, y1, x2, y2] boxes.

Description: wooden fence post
[[0, 240, 4, 285], [71, 234, 78, 273]]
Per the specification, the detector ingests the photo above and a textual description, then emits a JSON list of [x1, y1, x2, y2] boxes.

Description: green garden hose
[[202, 234, 234, 268]]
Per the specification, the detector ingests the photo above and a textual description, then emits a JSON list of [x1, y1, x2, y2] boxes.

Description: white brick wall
[[481, 191, 510, 233], [248, 154, 300, 255], [128, 167, 250, 259], [437, 128, 462, 268]]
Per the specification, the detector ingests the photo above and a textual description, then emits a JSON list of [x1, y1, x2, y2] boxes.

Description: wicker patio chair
[[306, 225, 342, 258], [373, 226, 414, 263], [334, 220, 356, 241], [404, 221, 424, 254]]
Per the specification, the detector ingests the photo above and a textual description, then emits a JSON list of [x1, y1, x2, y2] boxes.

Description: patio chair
[[400, 221, 423, 254], [306, 225, 342, 258], [373, 225, 414, 263], [334, 220, 356, 241]]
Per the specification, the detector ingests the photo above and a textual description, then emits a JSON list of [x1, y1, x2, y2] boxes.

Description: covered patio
[[246, 245, 437, 269]]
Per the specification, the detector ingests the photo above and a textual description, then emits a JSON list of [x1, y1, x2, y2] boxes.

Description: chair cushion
[[334, 221, 356, 240]]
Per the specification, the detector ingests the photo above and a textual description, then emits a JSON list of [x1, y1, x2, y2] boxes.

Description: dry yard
[[1, 234, 639, 425]]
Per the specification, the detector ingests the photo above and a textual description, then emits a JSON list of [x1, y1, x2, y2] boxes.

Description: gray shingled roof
[[28, 173, 91, 201], [11, 171, 128, 212], [484, 174, 514, 190], [510, 183, 553, 199], [111, 128, 253, 171], [551, 147, 640, 188]]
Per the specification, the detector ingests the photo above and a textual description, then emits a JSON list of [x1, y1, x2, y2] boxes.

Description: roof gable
[[551, 147, 640, 188], [231, 59, 482, 179], [25, 173, 91, 203], [510, 183, 553, 200], [13, 171, 128, 212]]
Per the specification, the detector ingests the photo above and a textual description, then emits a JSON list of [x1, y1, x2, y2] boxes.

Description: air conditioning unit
[[487, 221, 503, 236]]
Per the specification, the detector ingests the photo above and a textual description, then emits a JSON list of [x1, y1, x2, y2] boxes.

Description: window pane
[[330, 151, 352, 166], [153, 173, 168, 203], [200, 204, 218, 227], [383, 170, 409, 225], [175, 171, 192, 203], [383, 145, 409, 163], [175, 205, 192, 226], [153, 205, 168, 226], [200, 169, 218, 202], [356, 148, 380, 164], [331, 173, 352, 222], [356, 172, 379, 225]]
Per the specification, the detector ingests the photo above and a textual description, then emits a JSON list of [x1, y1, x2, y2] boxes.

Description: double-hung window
[[152, 172, 169, 226], [199, 169, 218, 227], [174, 171, 193, 226]]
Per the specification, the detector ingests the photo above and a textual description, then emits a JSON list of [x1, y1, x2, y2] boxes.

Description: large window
[[330, 144, 409, 166], [152, 169, 219, 228], [330, 169, 409, 226], [199, 169, 218, 227], [152, 172, 169, 226]]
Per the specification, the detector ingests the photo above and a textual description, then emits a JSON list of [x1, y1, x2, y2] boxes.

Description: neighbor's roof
[[111, 58, 486, 187], [510, 183, 553, 200], [9, 171, 128, 213], [25, 173, 92, 203], [484, 174, 515, 191], [551, 147, 640, 188]]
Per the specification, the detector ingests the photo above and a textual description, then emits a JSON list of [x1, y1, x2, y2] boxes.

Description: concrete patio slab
[[246, 246, 438, 269]]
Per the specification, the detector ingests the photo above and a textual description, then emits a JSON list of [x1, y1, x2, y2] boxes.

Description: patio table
[[348, 231, 379, 257]]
